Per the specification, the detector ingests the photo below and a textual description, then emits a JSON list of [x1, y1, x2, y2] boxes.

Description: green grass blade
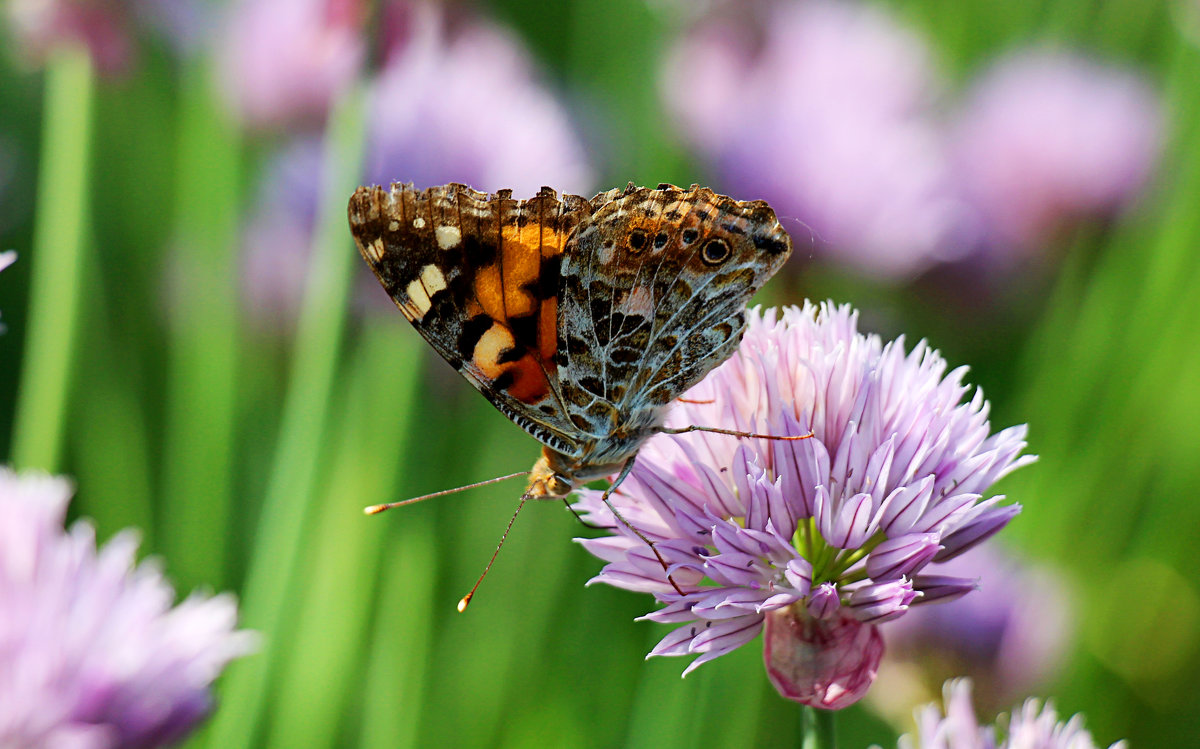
[[160, 58, 242, 591], [9, 45, 94, 472], [204, 83, 368, 749], [265, 323, 423, 749], [355, 512, 437, 749], [69, 276, 156, 540]]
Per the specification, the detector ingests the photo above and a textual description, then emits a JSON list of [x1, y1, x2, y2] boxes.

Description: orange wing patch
[[465, 221, 570, 405]]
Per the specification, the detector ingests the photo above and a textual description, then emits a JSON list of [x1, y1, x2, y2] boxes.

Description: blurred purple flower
[[217, 0, 365, 130], [875, 545, 1072, 717], [0, 468, 256, 748], [7, 0, 133, 73], [951, 51, 1163, 261], [364, 1, 594, 196], [239, 3, 594, 329], [575, 302, 1033, 705], [885, 679, 1125, 749], [661, 0, 962, 280], [239, 137, 326, 332], [132, 0, 216, 57]]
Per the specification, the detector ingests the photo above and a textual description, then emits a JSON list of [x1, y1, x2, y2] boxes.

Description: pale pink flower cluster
[[889, 679, 1125, 749], [0, 468, 256, 748]]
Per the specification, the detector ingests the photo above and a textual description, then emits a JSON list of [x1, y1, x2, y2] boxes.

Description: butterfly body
[[348, 182, 791, 500]]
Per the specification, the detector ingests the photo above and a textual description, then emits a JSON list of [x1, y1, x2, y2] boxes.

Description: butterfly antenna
[[364, 471, 530, 515], [458, 491, 532, 612], [657, 425, 815, 441]]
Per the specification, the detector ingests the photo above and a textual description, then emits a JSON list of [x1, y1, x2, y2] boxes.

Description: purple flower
[[237, 137, 328, 332], [7, 0, 134, 74], [875, 546, 1072, 717], [951, 50, 1162, 261], [575, 303, 1033, 705], [660, 0, 961, 280], [364, 2, 594, 197], [216, 0, 365, 130], [886, 679, 1125, 749], [132, 0, 216, 57], [0, 468, 256, 748]]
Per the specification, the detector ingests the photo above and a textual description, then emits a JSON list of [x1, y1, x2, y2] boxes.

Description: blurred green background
[[2, 0, 1198, 746]]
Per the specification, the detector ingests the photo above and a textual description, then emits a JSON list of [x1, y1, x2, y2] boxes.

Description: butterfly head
[[526, 448, 575, 499], [526, 446, 630, 500]]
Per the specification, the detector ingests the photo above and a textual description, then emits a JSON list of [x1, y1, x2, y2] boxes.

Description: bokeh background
[[2, 0, 1198, 746]]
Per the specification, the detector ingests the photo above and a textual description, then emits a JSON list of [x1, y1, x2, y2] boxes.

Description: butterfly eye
[[628, 228, 648, 252], [701, 238, 731, 265], [548, 474, 573, 497]]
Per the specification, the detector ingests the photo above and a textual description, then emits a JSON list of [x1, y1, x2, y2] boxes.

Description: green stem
[[800, 705, 837, 749], [204, 83, 368, 749], [10, 45, 94, 471]]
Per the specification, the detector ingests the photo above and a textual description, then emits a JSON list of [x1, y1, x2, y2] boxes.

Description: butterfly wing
[[557, 184, 792, 461], [349, 182, 595, 457]]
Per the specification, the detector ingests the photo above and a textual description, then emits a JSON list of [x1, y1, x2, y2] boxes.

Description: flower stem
[[10, 44, 94, 471], [800, 705, 837, 749]]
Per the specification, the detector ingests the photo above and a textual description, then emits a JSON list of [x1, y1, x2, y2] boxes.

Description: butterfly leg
[[561, 498, 613, 530], [599, 459, 686, 596], [658, 425, 815, 441]]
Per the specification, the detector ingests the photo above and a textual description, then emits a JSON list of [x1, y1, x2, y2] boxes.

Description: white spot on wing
[[413, 217, 426, 229], [406, 278, 432, 317], [419, 264, 447, 295], [366, 237, 385, 262], [436, 225, 462, 250]]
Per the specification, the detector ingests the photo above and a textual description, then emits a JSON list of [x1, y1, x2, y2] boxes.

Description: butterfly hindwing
[[557, 185, 792, 454]]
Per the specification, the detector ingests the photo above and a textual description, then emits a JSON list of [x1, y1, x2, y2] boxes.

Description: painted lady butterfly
[[348, 182, 791, 601]]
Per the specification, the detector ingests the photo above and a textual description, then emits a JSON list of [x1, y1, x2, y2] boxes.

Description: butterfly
[[348, 182, 792, 602], [349, 181, 792, 493]]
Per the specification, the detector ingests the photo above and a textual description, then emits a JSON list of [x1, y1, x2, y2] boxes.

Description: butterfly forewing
[[349, 183, 587, 455]]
